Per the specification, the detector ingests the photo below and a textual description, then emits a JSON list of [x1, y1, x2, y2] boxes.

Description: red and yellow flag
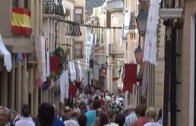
[[12, 8, 32, 35]]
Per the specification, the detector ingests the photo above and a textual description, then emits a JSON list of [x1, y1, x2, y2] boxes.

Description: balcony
[[159, 0, 184, 19], [43, 0, 65, 18], [107, 0, 124, 12]]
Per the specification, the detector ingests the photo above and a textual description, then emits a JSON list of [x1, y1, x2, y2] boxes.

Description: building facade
[[73, 0, 86, 61], [171, 0, 195, 125], [41, 0, 66, 109], [0, 0, 42, 115]]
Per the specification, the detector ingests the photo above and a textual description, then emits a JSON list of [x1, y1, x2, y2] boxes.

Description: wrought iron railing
[[160, 0, 184, 8], [43, 0, 65, 17]]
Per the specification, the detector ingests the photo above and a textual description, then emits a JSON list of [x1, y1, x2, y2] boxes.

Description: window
[[12, 0, 29, 9], [74, 7, 83, 24], [12, 0, 18, 7], [24, 0, 29, 9], [74, 42, 83, 58]]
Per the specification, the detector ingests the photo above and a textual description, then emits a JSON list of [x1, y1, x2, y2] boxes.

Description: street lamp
[[134, 9, 148, 64], [136, 9, 148, 36]]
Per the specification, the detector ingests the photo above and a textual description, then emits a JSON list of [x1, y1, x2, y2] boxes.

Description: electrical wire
[[72, 59, 123, 68], [55, 19, 137, 30]]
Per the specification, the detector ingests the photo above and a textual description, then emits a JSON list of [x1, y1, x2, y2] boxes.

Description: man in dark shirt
[[53, 105, 64, 126]]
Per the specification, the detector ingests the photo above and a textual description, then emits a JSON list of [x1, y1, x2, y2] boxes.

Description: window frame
[[12, 0, 19, 7], [73, 42, 83, 59], [74, 7, 83, 24]]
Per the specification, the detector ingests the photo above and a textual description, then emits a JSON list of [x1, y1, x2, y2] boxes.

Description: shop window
[[74, 42, 83, 58], [74, 7, 83, 24]]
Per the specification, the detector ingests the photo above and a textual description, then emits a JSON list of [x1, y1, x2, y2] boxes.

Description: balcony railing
[[161, 0, 184, 8], [43, 0, 64, 17]]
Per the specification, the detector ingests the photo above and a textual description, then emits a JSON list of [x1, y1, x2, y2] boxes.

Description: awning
[[0, 34, 12, 72]]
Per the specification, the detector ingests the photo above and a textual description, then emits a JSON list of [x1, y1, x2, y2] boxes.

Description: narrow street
[[0, 0, 195, 126]]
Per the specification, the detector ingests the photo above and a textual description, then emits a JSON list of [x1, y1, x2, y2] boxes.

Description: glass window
[[74, 7, 83, 24], [12, 0, 18, 7], [74, 42, 83, 58], [75, 8, 82, 14], [75, 14, 82, 24], [24, 0, 29, 9]]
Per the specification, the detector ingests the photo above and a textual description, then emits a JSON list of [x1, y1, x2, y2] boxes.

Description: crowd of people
[[0, 89, 162, 126]]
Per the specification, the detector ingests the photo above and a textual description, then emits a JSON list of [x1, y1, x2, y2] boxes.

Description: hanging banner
[[41, 37, 46, 82], [46, 38, 50, 77], [50, 56, 60, 75], [121, 10, 131, 40], [85, 28, 94, 63], [12, 8, 32, 35], [143, 0, 161, 65], [123, 64, 137, 92]]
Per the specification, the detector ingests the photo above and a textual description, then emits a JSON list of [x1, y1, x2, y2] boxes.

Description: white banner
[[85, 28, 94, 63], [41, 36, 46, 82], [143, 0, 161, 65], [121, 10, 131, 40]]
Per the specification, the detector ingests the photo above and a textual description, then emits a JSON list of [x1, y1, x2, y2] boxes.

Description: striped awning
[[12, 8, 32, 35]]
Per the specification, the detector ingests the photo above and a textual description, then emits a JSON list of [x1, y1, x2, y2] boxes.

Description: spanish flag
[[12, 8, 32, 35]]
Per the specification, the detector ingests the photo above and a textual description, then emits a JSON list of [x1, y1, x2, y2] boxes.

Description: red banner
[[123, 64, 137, 92], [50, 56, 60, 74]]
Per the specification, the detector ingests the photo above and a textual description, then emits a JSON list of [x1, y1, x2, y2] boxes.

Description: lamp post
[[134, 9, 148, 64], [136, 9, 148, 36], [134, 8, 148, 106]]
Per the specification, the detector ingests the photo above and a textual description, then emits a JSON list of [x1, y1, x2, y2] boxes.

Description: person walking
[[8, 110, 16, 126], [132, 105, 147, 126], [15, 104, 35, 126], [124, 106, 137, 126], [64, 109, 80, 126], [144, 107, 161, 126], [38, 102, 54, 126], [0, 107, 7, 126], [85, 100, 101, 126], [115, 113, 125, 126], [53, 105, 64, 126], [156, 108, 162, 125]]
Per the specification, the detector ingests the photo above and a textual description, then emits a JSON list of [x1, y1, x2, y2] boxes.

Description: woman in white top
[[144, 107, 161, 126]]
